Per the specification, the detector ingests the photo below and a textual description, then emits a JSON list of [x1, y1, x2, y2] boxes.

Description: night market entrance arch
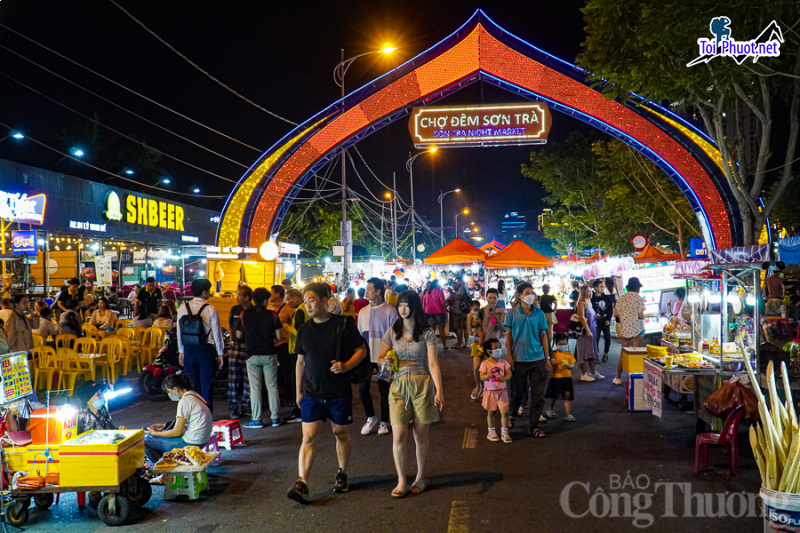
[[217, 10, 742, 252]]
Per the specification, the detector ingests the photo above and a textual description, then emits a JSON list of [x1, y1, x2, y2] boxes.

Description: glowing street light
[[124, 169, 134, 175], [193, 188, 200, 194], [454, 207, 470, 238], [407, 146, 438, 262], [11, 132, 24, 139], [70, 147, 85, 158], [381, 45, 397, 54], [438, 188, 462, 246], [162, 178, 171, 184]]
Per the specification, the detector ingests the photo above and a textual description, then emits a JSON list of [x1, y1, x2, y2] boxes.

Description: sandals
[[470, 386, 483, 401], [411, 482, 427, 494], [528, 428, 546, 439], [392, 487, 410, 498], [602, 353, 609, 363]]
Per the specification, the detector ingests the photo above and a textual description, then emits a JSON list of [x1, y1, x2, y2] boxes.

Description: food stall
[[423, 238, 487, 299], [622, 247, 684, 340], [484, 239, 554, 300]]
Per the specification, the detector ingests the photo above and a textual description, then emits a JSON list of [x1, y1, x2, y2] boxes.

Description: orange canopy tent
[[484, 239, 554, 268], [582, 252, 610, 263], [634, 245, 681, 264], [480, 239, 506, 256], [423, 238, 486, 265]]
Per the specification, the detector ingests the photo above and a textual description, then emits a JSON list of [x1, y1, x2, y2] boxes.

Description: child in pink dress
[[479, 338, 513, 443]]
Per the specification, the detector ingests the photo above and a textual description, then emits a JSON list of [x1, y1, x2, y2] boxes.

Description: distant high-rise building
[[501, 212, 526, 233]]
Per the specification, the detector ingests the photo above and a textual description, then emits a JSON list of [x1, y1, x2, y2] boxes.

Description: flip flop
[[411, 482, 427, 494], [392, 487, 411, 498], [529, 428, 546, 439]]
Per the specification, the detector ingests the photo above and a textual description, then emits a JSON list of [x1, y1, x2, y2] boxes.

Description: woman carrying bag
[[572, 285, 601, 382]]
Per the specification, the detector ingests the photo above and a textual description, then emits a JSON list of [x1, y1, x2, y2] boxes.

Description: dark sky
[[0, 0, 591, 243]]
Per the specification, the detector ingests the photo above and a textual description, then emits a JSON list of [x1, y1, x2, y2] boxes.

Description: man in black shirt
[[57, 278, 84, 314], [287, 283, 366, 505], [136, 277, 162, 317], [591, 279, 612, 364], [242, 288, 284, 429], [539, 284, 558, 345]]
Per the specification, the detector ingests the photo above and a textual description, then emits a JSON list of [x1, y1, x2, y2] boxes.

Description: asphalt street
[[16, 339, 762, 532]]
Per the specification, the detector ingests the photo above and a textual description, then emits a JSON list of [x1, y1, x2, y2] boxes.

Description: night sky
[[0, 1, 591, 243]]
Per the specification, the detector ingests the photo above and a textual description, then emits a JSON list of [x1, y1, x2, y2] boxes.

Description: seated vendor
[[75, 380, 126, 435], [145, 374, 212, 464]]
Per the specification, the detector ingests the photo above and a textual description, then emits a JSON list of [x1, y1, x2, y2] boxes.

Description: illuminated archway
[[218, 10, 740, 251]]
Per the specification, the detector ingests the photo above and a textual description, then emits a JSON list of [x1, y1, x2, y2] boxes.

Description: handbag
[[568, 313, 586, 336]]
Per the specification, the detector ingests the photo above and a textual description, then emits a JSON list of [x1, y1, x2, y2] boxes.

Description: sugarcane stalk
[[780, 432, 800, 491], [781, 362, 797, 426], [751, 426, 767, 485]]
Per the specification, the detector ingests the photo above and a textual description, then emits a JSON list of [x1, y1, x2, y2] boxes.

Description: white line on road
[[447, 501, 470, 533], [462, 428, 477, 449]]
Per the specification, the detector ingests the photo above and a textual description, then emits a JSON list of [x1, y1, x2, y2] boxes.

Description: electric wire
[[0, 23, 263, 152], [108, 0, 298, 126]]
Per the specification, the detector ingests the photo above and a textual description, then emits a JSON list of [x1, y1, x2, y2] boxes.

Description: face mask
[[471, 310, 480, 316], [92, 398, 105, 409], [557, 345, 568, 352], [522, 295, 536, 305], [169, 392, 180, 402], [489, 349, 503, 357]]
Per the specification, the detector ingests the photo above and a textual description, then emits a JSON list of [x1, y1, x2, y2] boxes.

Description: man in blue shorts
[[287, 283, 367, 505]]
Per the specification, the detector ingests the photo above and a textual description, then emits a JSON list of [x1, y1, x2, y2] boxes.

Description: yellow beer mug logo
[[105, 191, 122, 221]]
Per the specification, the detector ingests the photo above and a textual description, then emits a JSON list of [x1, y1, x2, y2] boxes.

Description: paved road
[[19, 340, 762, 532]]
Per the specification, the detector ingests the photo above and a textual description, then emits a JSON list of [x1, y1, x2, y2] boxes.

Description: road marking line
[[447, 501, 470, 533], [462, 428, 477, 449]]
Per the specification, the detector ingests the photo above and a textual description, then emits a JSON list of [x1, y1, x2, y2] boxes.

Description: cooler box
[[621, 347, 648, 375], [59, 429, 145, 487], [28, 406, 79, 445], [5, 448, 26, 472], [5, 445, 61, 474], [627, 373, 650, 412]]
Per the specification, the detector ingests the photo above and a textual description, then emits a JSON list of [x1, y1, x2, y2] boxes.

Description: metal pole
[[753, 270, 760, 380], [409, 152, 416, 263], [340, 48, 349, 286], [439, 191, 444, 247], [454, 213, 459, 239], [380, 205, 384, 257], [392, 172, 398, 262]]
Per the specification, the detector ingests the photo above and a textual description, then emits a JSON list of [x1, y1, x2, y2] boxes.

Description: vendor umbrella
[[423, 238, 486, 265], [485, 239, 554, 268], [633, 244, 681, 264]]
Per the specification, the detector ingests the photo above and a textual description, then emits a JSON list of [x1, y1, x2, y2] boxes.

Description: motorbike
[[139, 328, 231, 401]]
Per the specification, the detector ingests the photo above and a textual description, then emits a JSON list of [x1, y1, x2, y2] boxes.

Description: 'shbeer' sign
[[408, 102, 551, 147]]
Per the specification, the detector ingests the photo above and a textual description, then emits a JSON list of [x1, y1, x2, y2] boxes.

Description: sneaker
[[593, 372, 606, 380], [564, 414, 576, 422], [501, 429, 512, 444], [287, 479, 310, 504], [516, 407, 524, 417], [612, 378, 622, 386], [581, 374, 595, 382], [378, 422, 389, 436], [271, 419, 283, 427], [229, 410, 240, 420], [539, 416, 547, 424], [361, 417, 378, 435], [487, 428, 499, 442], [545, 409, 557, 419], [284, 411, 302, 423], [333, 468, 349, 493], [243, 420, 264, 429]]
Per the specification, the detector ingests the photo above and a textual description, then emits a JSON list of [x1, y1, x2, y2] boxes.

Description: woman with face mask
[[144, 373, 212, 473], [379, 290, 444, 497], [75, 380, 126, 435]]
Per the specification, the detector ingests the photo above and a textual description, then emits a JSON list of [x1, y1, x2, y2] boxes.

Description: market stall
[[423, 238, 486, 299]]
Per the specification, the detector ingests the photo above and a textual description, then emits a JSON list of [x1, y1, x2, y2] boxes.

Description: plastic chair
[[31, 346, 58, 391], [130, 327, 147, 343], [695, 405, 745, 475], [32, 333, 43, 348], [116, 335, 139, 375], [115, 319, 132, 332], [73, 338, 97, 356], [97, 338, 123, 384], [54, 348, 86, 395], [140, 328, 164, 366], [81, 323, 99, 341], [55, 334, 77, 350]]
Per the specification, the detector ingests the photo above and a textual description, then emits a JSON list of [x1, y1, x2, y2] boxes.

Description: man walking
[[504, 282, 551, 438], [356, 278, 398, 436], [243, 288, 285, 428], [613, 277, 646, 385], [282, 288, 308, 423], [227, 286, 253, 419], [591, 279, 612, 367], [177, 279, 225, 411], [269, 285, 295, 406], [287, 283, 367, 504]]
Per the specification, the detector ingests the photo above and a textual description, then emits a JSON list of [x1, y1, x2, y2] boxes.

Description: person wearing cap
[[613, 277, 646, 385]]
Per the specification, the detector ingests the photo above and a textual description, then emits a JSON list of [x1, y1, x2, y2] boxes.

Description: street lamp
[[455, 208, 470, 239], [406, 146, 437, 262], [383, 192, 398, 262], [333, 44, 396, 283], [438, 188, 462, 246], [0, 131, 24, 144], [51, 146, 86, 170]]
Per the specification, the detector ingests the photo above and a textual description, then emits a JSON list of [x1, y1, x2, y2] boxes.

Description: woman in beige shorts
[[379, 290, 444, 498]]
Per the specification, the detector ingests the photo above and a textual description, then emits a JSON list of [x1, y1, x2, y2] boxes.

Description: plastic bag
[[704, 379, 742, 420]]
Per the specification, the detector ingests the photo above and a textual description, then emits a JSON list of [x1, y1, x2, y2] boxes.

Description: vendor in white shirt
[[176, 278, 224, 412]]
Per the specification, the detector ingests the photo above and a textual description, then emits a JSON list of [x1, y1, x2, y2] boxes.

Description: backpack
[[458, 289, 473, 314], [179, 302, 209, 348], [333, 315, 371, 384]]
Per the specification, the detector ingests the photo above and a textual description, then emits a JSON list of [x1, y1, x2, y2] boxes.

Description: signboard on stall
[[95, 255, 113, 287], [623, 265, 680, 292], [279, 242, 301, 255], [0, 352, 32, 403], [11, 230, 37, 256], [0, 189, 46, 225], [689, 238, 708, 258], [133, 250, 146, 264], [643, 360, 663, 418], [408, 102, 551, 147]]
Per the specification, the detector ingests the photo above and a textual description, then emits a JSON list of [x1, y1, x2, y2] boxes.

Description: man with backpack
[[177, 278, 225, 412], [287, 283, 367, 504]]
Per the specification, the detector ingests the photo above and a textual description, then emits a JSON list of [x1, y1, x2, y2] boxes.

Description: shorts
[[545, 377, 574, 401], [389, 374, 439, 425], [482, 388, 509, 411], [545, 312, 558, 326], [451, 313, 467, 329], [301, 395, 353, 425], [427, 313, 447, 326]]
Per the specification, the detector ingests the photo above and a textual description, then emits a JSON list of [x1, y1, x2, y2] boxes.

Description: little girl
[[479, 338, 513, 443], [544, 333, 576, 422]]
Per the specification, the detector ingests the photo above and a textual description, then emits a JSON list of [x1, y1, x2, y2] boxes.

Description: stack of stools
[[211, 420, 245, 451]]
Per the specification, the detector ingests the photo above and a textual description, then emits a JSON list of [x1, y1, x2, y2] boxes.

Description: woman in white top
[[496, 279, 509, 310], [152, 305, 174, 329], [90, 297, 116, 330], [132, 306, 153, 328]]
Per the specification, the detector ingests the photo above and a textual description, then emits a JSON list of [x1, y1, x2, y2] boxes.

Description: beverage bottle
[[379, 359, 394, 381]]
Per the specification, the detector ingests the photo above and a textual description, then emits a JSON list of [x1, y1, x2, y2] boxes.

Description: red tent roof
[[484, 240, 554, 268], [583, 252, 610, 263], [634, 245, 681, 264], [423, 238, 486, 265]]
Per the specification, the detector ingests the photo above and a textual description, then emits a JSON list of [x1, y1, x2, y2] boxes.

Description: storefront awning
[[423, 238, 486, 265], [633, 245, 681, 264], [484, 239, 554, 268]]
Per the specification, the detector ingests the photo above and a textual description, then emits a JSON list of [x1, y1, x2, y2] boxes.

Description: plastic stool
[[211, 420, 245, 450], [204, 433, 219, 453], [767, 317, 791, 337], [163, 469, 209, 500]]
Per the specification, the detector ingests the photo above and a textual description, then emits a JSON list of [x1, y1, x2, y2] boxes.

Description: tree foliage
[[578, 0, 800, 245], [280, 201, 378, 259], [522, 133, 701, 255]]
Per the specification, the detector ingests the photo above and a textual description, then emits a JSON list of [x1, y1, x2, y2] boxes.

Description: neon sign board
[[0, 189, 46, 225], [11, 230, 37, 256], [408, 102, 551, 147]]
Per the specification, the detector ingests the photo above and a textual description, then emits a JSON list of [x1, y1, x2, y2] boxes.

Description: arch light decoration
[[218, 10, 741, 251]]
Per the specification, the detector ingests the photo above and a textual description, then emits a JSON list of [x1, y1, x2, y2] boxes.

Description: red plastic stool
[[767, 317, 791, 337], [211, 420, 245, 450], [695, 405, 744, 475]]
